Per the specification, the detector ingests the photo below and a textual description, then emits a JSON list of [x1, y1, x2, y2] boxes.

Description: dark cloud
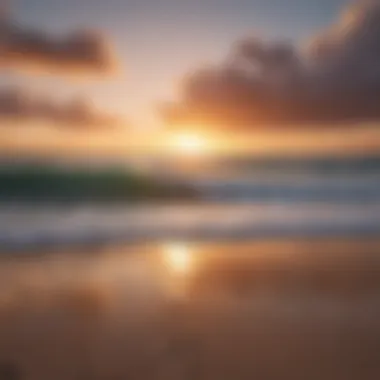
[[0, 20, 118, 77], [0, 87, 119, 128], [163, 0, 380, 129]]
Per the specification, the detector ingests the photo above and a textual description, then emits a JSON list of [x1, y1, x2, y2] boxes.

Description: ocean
[[1, 171, 380, 250]]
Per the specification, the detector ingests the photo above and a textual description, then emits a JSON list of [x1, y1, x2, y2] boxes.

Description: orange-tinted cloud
[[162, 0, 380, 129], [0, 20, 118, 77], [0, 87, 120, 128]]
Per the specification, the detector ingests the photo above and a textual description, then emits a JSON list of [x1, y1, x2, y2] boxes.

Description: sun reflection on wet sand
[[162, 242, 193, 275]]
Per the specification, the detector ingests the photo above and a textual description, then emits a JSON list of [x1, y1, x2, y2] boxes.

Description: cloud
[[0, 87, 120, 128], [162, 0, 380, 129], [0, 20, 118, 77]]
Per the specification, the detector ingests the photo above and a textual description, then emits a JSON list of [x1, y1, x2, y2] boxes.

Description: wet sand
[[0, 238, 380, 380]]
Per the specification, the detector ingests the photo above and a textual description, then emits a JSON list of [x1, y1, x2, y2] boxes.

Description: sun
[[171, 132, 206, 156]]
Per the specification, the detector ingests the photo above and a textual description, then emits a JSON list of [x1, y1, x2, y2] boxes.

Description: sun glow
[[171, 132, 207, 156]]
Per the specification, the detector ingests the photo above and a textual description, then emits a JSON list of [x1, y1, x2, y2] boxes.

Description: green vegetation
[[0, 164, 197, 203]]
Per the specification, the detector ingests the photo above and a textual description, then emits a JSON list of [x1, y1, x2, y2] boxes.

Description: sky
[[1, 0, 380, 157], [11, 0, 346, 123]]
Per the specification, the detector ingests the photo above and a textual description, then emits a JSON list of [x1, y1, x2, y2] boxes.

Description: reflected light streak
[[163, 242, 193, 275]]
